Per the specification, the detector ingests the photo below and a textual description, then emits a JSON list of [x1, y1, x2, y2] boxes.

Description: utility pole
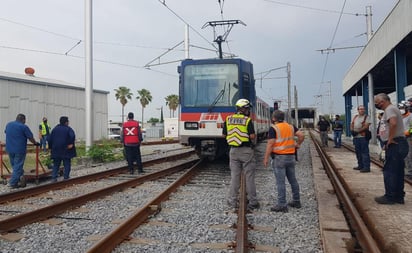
[[294, 86, 298, 127], [287, 62, 291, 123], [85, 0, 93, 151], [366, 5, 376, 144]]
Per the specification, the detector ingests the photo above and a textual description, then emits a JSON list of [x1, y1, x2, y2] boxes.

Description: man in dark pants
[[48, 116, 76, 182], [374, 93, 409, 204], [122, 112, 143, 174], [222, 98, 259, 211], [317, 116, 330, 147], [4, 114, 40, 188]]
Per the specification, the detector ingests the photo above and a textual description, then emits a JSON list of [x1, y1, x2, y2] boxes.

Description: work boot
[[270, 205, 288, 213], [288, 201, 302, 209], [18, 176, 27, 188]]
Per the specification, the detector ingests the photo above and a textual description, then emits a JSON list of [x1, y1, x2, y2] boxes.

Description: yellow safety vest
[[272, 122, 295, 155], [226, 114, 251, 146], [40, 122, 51, 135]]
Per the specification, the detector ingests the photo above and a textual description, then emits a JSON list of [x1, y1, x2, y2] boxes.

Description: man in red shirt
[[122, 112, 144, 174]]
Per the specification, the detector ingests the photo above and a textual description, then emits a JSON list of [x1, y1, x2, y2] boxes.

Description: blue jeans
[[272, 154, 300, 207], [8, 153, 26, 186], [40, 135, 49, 152], [383, 137, 409, 201], [334, 130, 342, 147], [52, 157, 71, 180], [353, 137, 370, 169]]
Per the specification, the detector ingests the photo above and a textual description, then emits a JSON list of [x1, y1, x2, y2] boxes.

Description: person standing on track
[[263, 110, 305, 212], [317, 116, 330, 147], [48, 116, 76, 182], [332, 115, 344, 148], [374, 93, 408, 205], [222, 98, 259, 210], [4, 113, 40, 188], [350, 105, 371, 173], [122, 112, 144, 175]]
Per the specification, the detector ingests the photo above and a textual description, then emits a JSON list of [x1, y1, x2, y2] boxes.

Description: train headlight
[[184, 122, 199, 130]]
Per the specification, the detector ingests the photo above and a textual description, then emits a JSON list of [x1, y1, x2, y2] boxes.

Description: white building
[[0, 70, 109, 142]]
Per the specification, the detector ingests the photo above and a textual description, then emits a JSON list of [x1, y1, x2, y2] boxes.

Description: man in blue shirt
[[4, 114, 40, 188]]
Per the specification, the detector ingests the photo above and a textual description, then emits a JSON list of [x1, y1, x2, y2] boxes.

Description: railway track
[[1, 136, 323, 253]]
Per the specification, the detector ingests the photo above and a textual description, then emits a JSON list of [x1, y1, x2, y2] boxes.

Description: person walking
[[350, 105, 371, 173], [122, 112, 143, 175], [397, 101, 412, 177], [317, 116, 330, 147], [263, 110, 305, 212], [4, 113, 40, 188], [48, 116, 76, 182], [38, 117, 51, 153], [374, 93, 408, 204], [222, 98, 259, 210], [332, 115, 344, 148]]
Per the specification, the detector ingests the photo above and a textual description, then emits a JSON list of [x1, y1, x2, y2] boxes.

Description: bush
[[87, 142, 116, 163]]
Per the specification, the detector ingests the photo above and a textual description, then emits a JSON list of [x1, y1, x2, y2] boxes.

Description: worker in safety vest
[[263, 110, 304, 212], [222, 98, 259, 211], [39, 117, 51, 152], [122, 112, 144, 174]]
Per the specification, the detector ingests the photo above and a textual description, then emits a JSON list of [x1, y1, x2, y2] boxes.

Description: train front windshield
[[183, 64, 239, 107]]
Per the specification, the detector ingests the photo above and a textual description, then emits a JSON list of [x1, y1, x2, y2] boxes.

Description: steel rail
[[310, 131, 381, 253], [235, 173, 249, 253], [0, 159, 199, 233], [87, 159, 204, 253], [0, 150, 195, 204]]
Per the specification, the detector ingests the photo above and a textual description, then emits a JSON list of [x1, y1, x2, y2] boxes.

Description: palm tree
[[114, 86, 133, 123], [165, 94, 179, 117], [136, 89, 152, 124]]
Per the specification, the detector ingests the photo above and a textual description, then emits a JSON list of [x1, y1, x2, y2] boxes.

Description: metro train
[[177, 58, 271, 159]]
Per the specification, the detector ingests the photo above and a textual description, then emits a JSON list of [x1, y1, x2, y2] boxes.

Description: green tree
[[114, 86, 133, 123], [136, 89, 152, 124], [165, 94, 179, 117]]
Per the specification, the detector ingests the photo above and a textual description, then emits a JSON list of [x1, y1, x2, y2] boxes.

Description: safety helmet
[[235, 98, 251, 108]]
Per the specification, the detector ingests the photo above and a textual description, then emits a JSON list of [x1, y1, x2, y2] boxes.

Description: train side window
[[242, 73, 250, 99]]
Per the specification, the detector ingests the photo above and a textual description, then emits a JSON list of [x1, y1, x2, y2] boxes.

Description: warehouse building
[[0, 69, 109, 142]]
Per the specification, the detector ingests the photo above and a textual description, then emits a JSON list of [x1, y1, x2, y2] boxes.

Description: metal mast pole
[[184, 24, 190, 59], [287, 62, 291, 123], [294, 85, 298, 127], [85, 0, 93, 150], [366, 5, 376, 144]]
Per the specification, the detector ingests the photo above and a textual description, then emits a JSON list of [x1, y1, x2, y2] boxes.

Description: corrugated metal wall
[[0, 75, 108, 142]]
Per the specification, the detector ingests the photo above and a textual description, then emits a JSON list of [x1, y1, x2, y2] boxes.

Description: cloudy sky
[[0, 0, 399, 122]]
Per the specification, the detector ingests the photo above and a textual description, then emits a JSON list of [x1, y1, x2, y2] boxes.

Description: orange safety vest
[[123, 120, 140, 145], [272, 122, 295, 155]]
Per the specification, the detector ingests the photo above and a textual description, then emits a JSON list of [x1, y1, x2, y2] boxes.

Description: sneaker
[[138, 170, 145, 174], [353, 167, 362, 170], [18, 176, 26, 188], [359, 169, 370, 173], [270, 205, 288, 212], [8, 184, 19, 189], [374, 195, 395, 205], [248, 202, 260, 210], [288, 201, 302, 209]]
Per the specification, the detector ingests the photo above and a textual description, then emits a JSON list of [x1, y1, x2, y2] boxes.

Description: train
[[177, 58, 271, 159]]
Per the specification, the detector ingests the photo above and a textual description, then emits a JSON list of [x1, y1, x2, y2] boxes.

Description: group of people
[[224, 94, 412, 210], [223, 98, 304, 212], [4, 110, 146, 189], [317, 115, 344, 148], [4, 114, 76, 188]]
